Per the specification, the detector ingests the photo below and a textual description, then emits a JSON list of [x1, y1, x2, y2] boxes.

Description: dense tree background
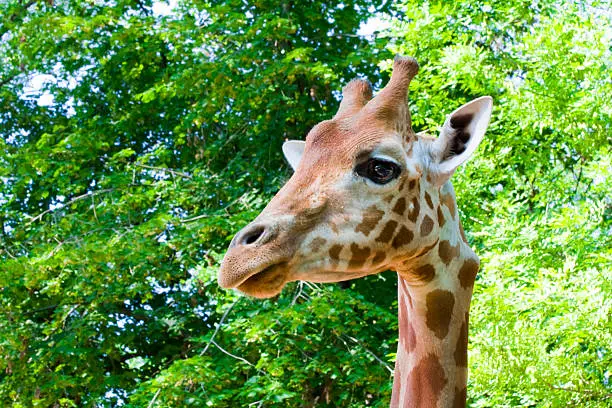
[[0, 0, 610, 406]]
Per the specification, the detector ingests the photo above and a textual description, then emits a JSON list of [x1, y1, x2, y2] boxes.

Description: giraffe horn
[[334, 78, 373, 119], [364, 55, 419, 128]]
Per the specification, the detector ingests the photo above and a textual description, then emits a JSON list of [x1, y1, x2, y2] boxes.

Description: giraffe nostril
[[243, 226, 265, 245], [230, 223, 275, 249]]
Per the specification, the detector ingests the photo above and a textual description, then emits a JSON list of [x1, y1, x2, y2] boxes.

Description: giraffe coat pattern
[[219, 56, 493, 407]]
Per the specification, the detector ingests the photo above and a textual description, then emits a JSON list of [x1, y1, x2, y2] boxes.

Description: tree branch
[[133, 163, 192, 179], [26, 188, 116, 224], [200, 299, 240, 356], [341, 334, 393, 373], [211, 339, 263, 374], [545, 381, 612, 399]]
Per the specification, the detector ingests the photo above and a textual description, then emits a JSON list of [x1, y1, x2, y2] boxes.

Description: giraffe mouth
[[236, 262, 289, 298]]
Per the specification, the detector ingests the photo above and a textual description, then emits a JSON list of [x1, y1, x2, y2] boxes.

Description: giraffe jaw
[[235, 263, 289, 299], [230, 261, 380, 298]]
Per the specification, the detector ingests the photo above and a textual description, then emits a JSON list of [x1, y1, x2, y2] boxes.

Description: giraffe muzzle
[[219, 216, 297, 295]]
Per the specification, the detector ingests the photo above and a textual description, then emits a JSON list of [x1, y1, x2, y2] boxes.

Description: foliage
[[389, 0, 612, 406], [0, 0, 610, 407]]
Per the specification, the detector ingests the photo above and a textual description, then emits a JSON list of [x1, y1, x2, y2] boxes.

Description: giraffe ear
[[282, 140, 305, 171], [431, 96, 493, 181]]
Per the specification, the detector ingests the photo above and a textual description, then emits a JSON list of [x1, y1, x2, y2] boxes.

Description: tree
[[1, 0, 610, 407], [389, 0, 612, 406], [0, 0, 393, 406]]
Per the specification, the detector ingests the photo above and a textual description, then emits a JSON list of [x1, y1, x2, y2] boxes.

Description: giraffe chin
[[236, 263, 289, 299]]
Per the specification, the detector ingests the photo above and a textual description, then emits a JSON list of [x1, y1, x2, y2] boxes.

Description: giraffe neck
[[390, 192, 479, 407]]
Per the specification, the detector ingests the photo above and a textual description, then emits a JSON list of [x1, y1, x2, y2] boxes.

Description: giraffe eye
[[356, 158, 401, 185]]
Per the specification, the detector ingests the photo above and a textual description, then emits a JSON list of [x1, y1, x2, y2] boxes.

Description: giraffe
[[218, 56, 493, 408]]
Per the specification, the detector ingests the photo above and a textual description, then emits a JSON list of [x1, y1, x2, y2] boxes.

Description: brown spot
[[453, 387, 467, 408], [411, 239, 440, 260], [420, 215, 435, 236], [408, 179, 417, 190], [376, 220, 397, 243], [400, 294, 417, 356], [413, 263, 436, 282], [425, 289, 455, 339], [384, 195, 394, 203], [392, 197, 406, 216], [443, 194, 456, 218], [348, 243, 371, 269], [406, 354, 447, 406], [392, 226, 414, 249], [309, 237, 326, 253], [425, 191, 434, 209], [437, 206, 446, 227], [454, 315, 468, 367], [371, 251, 386, 266], [398, 179, 406, 192], [459, 221, 468, 243], [406, 322, 417, 353], [355, 205, 385, 236], [438, 240, 460, 265], [407, 197, 420, 222], [458, 258, 479, 288], [329, 245, 343, 261]]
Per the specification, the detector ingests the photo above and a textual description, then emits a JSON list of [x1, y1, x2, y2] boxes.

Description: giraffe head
[[219, 56, 492, 298]]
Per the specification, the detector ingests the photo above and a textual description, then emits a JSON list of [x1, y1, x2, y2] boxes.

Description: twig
[[23, 304, 58, 315], [44, 237, 64, 260], [343, 334, 393, 373], [179, 213, 211, 223], [91, 195, 98, 222], [291, 281, 304, 306], [211, 339, 262, 373], [43, 304, 79, 341], [545, 381, 612, 399], [147, 388, 161, 408], [1, 246, 17, 259], [180, 197, 241, 223], [302, 281, 322, 293], [134, 163, 192, 179], [26, 188, 116, 224], [200, 299, 240, 355]]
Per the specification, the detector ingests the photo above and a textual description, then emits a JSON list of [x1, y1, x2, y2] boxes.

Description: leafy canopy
[[0, 0, 610, 407]]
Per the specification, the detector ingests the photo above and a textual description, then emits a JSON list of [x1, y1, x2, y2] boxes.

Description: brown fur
[[376, 220, 398, 243], [458, 258, 479, 289], [392, 197, 407, 216], [407, 197, 420, 222], [454, 315, 468, 367], [438, 240, 460, 265], [355, 205, 385, 236], [349, 243, 371, 269], [425, 191, 434, 209], [437, 206, 446, 227], [406, 354, 448, 407], [392, 226, 414, 249], [309, 237, 326, 253], [420, 215, 435, 236], [425, 289, 455, 339]]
